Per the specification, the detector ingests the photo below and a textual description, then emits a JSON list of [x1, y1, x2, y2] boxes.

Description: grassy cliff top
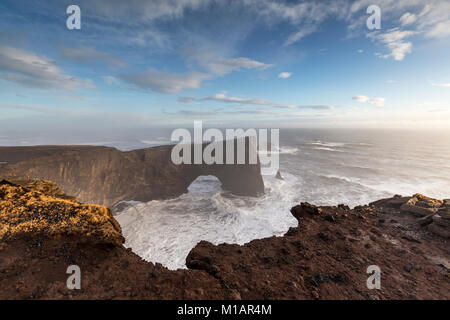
[[0, 180, 124, 245]]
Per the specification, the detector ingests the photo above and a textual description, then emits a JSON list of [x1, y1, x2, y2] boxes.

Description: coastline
[[0, 180, 448, 300]]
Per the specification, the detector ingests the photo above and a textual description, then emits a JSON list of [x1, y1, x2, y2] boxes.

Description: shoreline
[[0, 180, 448, 299]]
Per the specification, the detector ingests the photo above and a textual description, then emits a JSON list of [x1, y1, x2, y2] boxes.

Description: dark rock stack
[[275, 169, 284, 180]]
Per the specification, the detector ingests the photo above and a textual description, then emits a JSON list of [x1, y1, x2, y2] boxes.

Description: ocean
[[2, 128, 450, 269]]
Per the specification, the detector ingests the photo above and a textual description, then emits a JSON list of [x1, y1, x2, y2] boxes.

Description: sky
[[0, 0, 450, 134]]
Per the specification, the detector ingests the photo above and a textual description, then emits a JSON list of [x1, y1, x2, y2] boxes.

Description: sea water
[[3, 129, 450, 269]]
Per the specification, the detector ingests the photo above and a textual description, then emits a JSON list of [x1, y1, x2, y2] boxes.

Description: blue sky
[[0, 0, 449, 132]]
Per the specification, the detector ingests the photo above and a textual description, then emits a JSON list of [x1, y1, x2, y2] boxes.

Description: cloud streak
[[182, 48, 273, 76], [120, 50, 272, 93], [0, 46, 92, 90], [180, 92, 336, 110], [61, 46, 126, 68], [119, 69, 211, 94]]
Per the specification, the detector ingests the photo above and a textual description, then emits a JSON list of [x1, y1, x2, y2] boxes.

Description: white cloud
[[0, 46, 92, 90], [76, 0, 211, 23], [370, 98, 385, 108], [34, 0, 450, 54], [241, 0, 350, 46], [205, 92, 279, 106], [119, 69, 210, 94], [399, 13, 417, 26], [432, 83, 450, 88], [352, 95, 369, 103], [388, 41, 413, 61], [358, 49, 364, 53], [347, 1, 450, 62], [417, 2, 450, 38], [120, 49, 272, 94], [202, 57, 272, 76], [278, 72, 292, 79], [61, 46, 126, 68], [183, 49, 273, 76], [368, 28, 416, 61], [377, 29, 416, 44], [187, 92, 335, 110], [353, 95, 385, 107], [425, 20, 450, 39], [284, 25, 318, 46], [245, 0, 344, 24]]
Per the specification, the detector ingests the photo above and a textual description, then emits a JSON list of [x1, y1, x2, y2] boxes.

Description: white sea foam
[[141, 139, 171, 146], [115, 174, 298, 270], [312, 147, 345, 152], [309, 141, 346, 147], [258, 146, 299, 155], [113, 130, 450, 270]]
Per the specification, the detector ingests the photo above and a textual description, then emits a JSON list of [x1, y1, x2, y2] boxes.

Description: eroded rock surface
[[0, 181, 448, 299], [0, 180, 123, 245], [0, 142, 265, 207]]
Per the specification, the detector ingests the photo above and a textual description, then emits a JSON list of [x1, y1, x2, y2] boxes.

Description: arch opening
[[186, 175, 223, 195]]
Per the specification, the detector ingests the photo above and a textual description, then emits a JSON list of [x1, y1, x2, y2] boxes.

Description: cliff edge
[[0, 180, 448, 299], [0, 180, 123, 245], [0, 142, 265, 207]]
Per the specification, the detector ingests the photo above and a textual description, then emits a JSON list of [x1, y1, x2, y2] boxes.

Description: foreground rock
[[374, 193, 450, 239], [0, 180, 123, 245], [0, 143, 265, 207], [0, 180, 234, 299], [0, 181, 448, 299]]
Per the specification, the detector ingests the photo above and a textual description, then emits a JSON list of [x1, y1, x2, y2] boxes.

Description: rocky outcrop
[[371, 193, 450, 239], [0, 142, 265, 207], [0, 180, 123, 245], [427, 205, 450, 239], [0, 180, 448, 300], [399, 194, 442, 217]]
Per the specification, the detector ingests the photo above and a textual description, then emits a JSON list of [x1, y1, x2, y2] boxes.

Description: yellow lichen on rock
[[413, 193, 443, 208], [0, 180, 124, 245]]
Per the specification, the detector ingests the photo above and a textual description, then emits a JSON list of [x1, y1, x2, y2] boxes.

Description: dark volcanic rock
[[369, 195, 411, 209], [0, 181, 449, 300], [401, 197, 439, 217], [275, 169, 284, 180], [427, 223, 450, 239], [417, 213, 435, 226], [0, 140, 265, 207]]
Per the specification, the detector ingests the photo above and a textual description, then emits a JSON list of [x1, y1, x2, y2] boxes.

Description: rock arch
[[0, 141, 265, 207]]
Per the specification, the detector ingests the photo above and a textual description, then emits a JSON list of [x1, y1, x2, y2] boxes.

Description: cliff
[[0, 180, 448, 300], [0, 142, 265, 207], [0, 180, 123, 245]]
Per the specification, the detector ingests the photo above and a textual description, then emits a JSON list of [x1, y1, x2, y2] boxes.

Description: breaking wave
[[115, 174, 299, 270]]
